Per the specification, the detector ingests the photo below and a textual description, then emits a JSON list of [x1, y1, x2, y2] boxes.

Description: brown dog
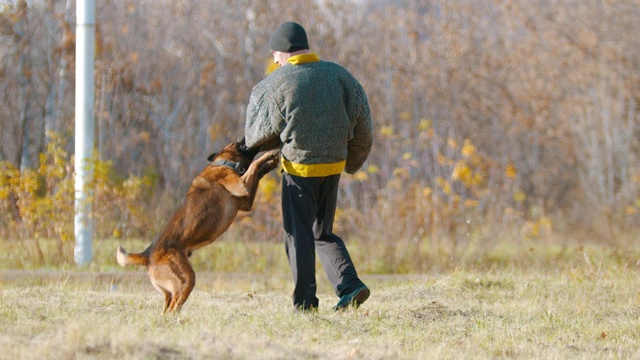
[[116, 139, 279, 313]]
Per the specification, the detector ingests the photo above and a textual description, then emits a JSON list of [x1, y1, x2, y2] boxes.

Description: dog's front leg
[[238, 150, 279, 211]]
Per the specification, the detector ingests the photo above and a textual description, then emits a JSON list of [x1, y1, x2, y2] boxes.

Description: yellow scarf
[[286, 53, 320, 65]]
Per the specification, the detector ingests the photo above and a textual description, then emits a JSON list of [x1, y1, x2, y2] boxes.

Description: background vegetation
[[0, 0, 639, 268]]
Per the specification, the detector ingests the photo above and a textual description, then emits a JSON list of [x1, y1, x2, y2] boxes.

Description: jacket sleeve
[[345, 85, 373, 174], [244, 85, 285, 151]]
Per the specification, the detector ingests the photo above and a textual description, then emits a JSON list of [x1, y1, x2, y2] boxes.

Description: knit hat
[[269, 22, 309, 52]]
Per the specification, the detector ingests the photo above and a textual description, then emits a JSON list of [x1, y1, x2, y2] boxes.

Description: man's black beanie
[[269, 22, 309, 52]]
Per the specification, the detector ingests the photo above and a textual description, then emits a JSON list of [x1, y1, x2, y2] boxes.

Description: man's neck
[[287, 49, 309, 58]]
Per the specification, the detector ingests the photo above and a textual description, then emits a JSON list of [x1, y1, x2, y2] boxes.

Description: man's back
[[245, 56, 372, 174]]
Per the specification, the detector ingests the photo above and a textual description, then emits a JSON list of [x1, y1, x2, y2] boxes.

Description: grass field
[[1, 238, 640, 359]]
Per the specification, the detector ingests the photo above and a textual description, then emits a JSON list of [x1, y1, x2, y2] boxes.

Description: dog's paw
[[263, 150, 280, 160], [259, 151, 280, 176]]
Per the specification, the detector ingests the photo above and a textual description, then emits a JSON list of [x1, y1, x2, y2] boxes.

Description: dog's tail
[[116, 245, 149, 267]]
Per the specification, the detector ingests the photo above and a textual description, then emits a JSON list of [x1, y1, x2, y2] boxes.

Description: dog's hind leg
[[161, 290, 171, 314], [167, 255, 196, 313], [150, 280, 172, 314]]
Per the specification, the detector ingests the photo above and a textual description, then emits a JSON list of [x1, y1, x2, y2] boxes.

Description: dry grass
[[1, 249, 640, 359]]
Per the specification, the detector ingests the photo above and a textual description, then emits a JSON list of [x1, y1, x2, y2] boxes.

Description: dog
[[116, 138, 279, 313]]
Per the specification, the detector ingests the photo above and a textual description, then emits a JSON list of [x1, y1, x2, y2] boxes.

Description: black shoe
[[333, 285, 370, 311]]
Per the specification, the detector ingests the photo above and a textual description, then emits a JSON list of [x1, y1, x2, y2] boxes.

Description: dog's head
[[206, 137, 261, 164]]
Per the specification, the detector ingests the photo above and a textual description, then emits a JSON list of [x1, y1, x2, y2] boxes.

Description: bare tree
[[1, 0, 638, 238]]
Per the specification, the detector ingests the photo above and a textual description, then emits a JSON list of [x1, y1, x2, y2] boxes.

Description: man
[[244, 21, 373, 311]]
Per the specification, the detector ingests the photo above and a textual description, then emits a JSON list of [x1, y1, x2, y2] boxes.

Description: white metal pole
[[74, 0, 95, 265]]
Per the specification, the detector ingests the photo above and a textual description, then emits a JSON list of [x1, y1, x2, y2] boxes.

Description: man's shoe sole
[[352, 287, 370, 307], [334, 286, 370, 311]]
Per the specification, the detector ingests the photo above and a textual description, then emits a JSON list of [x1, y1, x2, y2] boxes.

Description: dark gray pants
[[282, 173, 364, 309]]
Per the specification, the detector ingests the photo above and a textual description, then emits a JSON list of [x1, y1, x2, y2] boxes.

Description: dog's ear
[[218, 175, 250, 197], [193, 172, 249, 197], [207, 152, 218, 162]]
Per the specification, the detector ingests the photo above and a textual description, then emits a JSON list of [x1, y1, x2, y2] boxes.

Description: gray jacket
[[244, 58, 373, 175]]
